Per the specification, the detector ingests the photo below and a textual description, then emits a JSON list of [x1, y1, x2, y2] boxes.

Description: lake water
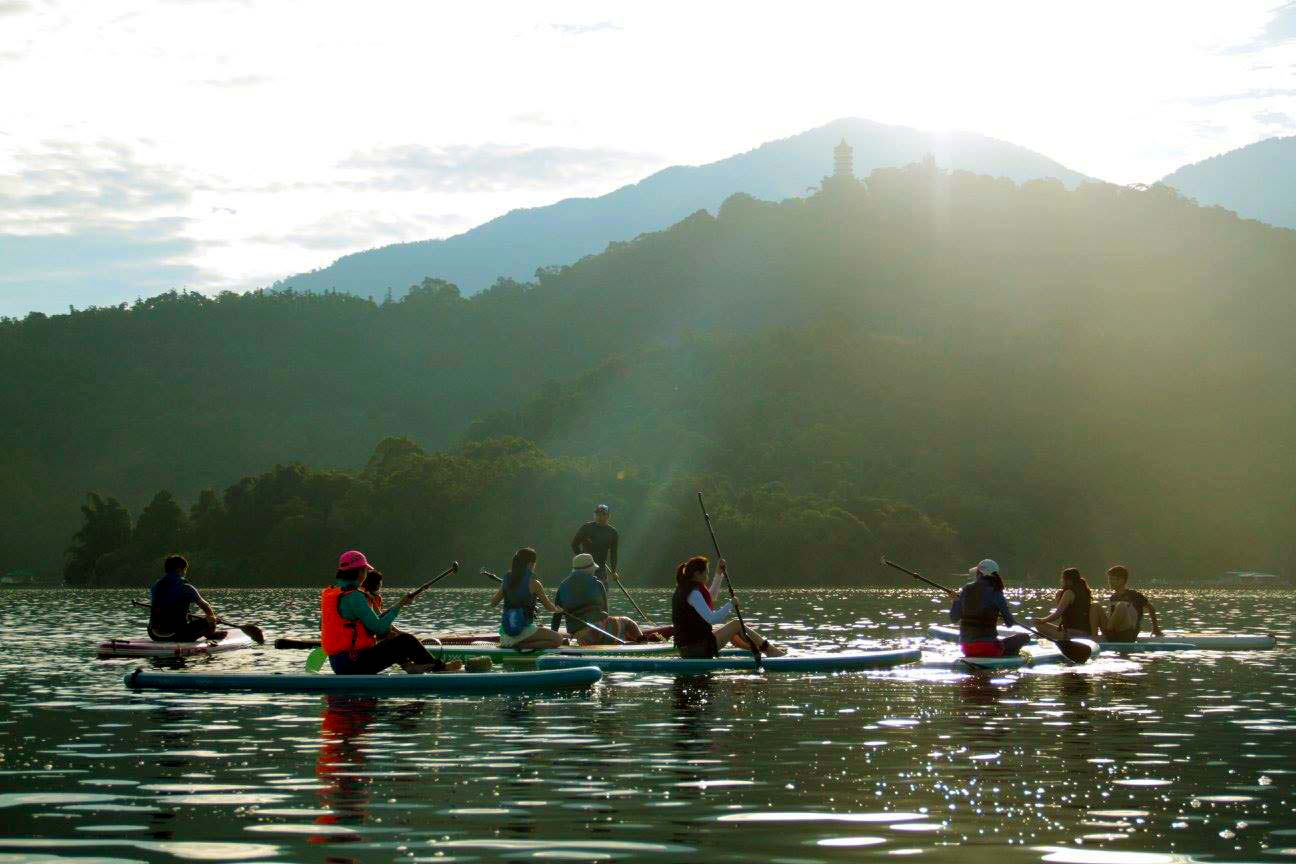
[[0, 587, 1292, 863]]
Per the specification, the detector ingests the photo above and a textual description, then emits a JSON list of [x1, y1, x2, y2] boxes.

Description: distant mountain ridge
[[1160, 136, 1296, 230], [273, 117, 1092, 298]]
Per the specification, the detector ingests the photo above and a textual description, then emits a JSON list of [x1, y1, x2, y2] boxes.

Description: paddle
[[879, 556, 1092, 664], [603, 564, 658, 627], [482, 570, 628, 646], [404, 560, 460, 602], [305, 561, 460, 673], [697, 492, 761, 667], [132, 600, 265, 645]]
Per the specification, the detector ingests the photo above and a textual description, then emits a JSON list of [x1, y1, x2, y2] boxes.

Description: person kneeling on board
[[1033, 567, 1097, 641], [322, 550, 460, 674], [149, 554, 226, 642], [949, 559, 1029, 657], [555, 553, 643, 645], [1094, 564, 1163, 642], [490, 547, 566, 650], [672, 555, 785, 658]]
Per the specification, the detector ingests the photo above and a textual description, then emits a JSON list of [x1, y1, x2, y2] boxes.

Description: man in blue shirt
[[949, 559, 1029, 657], [148, 555, 224, 642]]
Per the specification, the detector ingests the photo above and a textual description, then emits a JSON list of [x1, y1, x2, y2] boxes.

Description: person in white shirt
[[670, 555, 785, 658]]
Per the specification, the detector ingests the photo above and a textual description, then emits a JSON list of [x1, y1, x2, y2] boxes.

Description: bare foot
[[762, 643, 788, 657]]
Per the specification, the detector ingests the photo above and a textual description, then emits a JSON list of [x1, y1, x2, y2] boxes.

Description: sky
[[1, 0, 1294, 317]]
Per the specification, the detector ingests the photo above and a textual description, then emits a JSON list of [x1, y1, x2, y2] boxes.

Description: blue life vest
[[957, 579, 1000, 642], [501, 568, 537, 637], [556, 569, 608, 635]]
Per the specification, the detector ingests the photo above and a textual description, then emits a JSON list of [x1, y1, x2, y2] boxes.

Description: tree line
[[5, 160, 1292, 582]]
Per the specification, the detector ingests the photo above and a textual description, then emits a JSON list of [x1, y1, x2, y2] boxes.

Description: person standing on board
[[490, 547, 565, 649], [671, 555, 785, 658], [148, 554, 226, 642], [948, 559, 1029, 657], [321, 550, 459, 674], [556, 553, 644, 645], [571, 503, 619, 583], [1095, 564, 1163, 641], [1033, 567, 1095, 641]]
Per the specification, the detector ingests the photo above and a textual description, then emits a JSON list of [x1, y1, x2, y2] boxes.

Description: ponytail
[[676, 555, 709, 584]]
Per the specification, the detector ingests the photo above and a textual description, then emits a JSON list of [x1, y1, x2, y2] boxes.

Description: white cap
[[572, 553, 596, 570], [976, 559, 1000, 576]]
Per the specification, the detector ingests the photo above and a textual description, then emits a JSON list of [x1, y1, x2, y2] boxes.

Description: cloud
[[193, 73, 273, 88], [0, 219, 202, 317], [0, 140, 208, 316], [1255, 110, 1296, 128], [549, 21, 620, 36], [337, 143, 656, 193], [1188, 87, 1296, 105], [1224, 1, 1296, 52]]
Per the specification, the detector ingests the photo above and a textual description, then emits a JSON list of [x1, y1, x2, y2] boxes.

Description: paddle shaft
[[405, 561, 459, 602], [605, 565, 657, 626], [880, 557, 1091, 663], [881, 557, 956, 595], [483, 570, 628, 645], [697, 492, 761, 665]]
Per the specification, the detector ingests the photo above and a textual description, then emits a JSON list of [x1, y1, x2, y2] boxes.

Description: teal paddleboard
[[125, 666, 601, 694], [926, 624, 1258, 651], [433, 640, 688, 664], [535, 648, 920, 673]]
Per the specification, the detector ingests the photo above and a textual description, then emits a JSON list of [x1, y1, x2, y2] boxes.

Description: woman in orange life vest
[[321, 550, 460, 674], [671, 555, 785, 658]]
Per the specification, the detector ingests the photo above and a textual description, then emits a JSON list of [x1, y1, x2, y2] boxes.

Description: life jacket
[[149, 573, 195, 636], [557, 569, 608, 636], [1061, 582, 1093, 634], [672, 582, 715, 647], [321, 585, 377, 657], [501, 570, 537, 637], [957, 578, 1000, 642]]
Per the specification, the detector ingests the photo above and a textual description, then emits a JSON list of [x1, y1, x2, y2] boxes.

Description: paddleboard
[[918, 642, 1101, 672], [535, 648, 921, 673], [98, 631, 254, 659], [124, 665, 601, 694], [433, 640, 687, 664], [927, 624, 1273, 651], [274, 625, 675, 650]]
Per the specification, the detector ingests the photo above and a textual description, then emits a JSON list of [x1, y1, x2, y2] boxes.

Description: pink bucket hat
[[337, 550, 374, 572]]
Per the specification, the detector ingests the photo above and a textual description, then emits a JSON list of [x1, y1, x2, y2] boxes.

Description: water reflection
[[0, 587, 1289, 862]]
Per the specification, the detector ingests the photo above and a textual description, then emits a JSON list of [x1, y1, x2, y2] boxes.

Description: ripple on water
[[717, 811, 926, 823]]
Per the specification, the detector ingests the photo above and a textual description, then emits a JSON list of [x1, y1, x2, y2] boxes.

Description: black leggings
[[149, 618, 217, 642], [329, 633, 440, 675]]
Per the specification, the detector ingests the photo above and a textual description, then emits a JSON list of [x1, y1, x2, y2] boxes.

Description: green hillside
[[9, 161, 1294, 585]]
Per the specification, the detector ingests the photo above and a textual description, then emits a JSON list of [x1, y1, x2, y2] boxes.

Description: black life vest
[[1061, 582, 1093, 634], [672, 583, 714, 647], [957, 578, 1000, 641]]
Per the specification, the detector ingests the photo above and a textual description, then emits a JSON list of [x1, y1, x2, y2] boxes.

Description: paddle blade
[[1058, 638, 1093, 664], [305, 647, 327, 673], [240, 624, 266, 645]]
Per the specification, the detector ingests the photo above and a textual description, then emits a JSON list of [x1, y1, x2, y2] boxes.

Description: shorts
[[149, 618, 215, 643], [1106, 629, 1138, 643], [676, 633, 719, 659], [499, 621, 540, 647]]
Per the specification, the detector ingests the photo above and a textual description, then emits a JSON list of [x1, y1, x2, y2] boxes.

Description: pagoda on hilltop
[[821, 137, 860, 192]]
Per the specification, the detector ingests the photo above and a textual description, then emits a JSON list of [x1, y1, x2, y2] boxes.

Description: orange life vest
[[320, 586, 377, 656]]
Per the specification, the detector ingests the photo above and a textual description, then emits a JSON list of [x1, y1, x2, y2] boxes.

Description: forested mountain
[[272, 118, 1090, 300], [1161, 136, 1296, 229], [10, 162, 1295, 586]]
